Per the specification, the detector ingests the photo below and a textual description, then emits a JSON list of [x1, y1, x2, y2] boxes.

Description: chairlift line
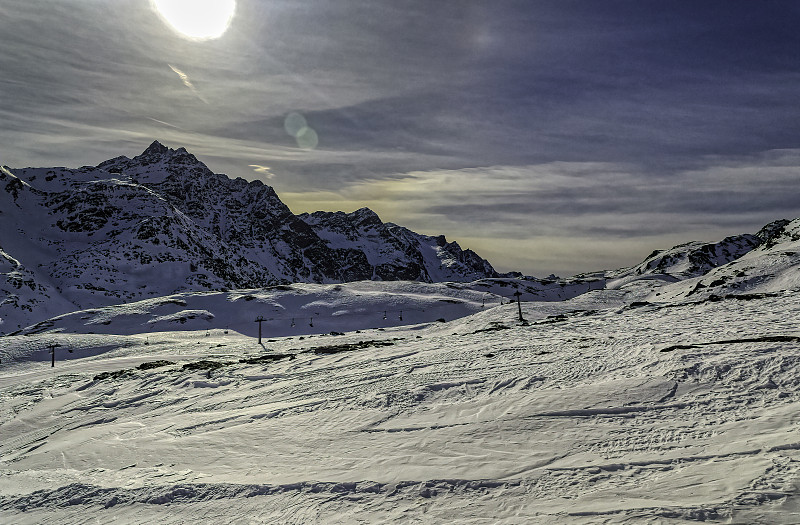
[[242, 293, 522, 339]]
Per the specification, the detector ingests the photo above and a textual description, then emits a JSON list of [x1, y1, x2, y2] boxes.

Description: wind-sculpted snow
[[1, 284, 799, 523]]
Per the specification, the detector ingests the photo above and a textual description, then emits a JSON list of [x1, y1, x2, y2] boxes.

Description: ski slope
[[2, 280, 799, 523]]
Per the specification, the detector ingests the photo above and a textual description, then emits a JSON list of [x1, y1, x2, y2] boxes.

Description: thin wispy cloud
[[168, 64, 208, 104], [249, 164, 275, 179], [147, 117, 184, 130], [280, 150, 800, 275]]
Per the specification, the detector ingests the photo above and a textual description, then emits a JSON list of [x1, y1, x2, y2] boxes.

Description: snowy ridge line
[[567, 505, 727, 521], [659, 334, 800, 352], [364, 401, 698, 434], [546, 447, 766, 474], [2, 143, 525, 332], [566, 488, 792, 521], [0, 479, 522, 511]]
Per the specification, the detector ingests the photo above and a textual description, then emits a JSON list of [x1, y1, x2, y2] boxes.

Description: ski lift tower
[[48, 343, 60, 367], [513, 291, 524, 322], [255, 315, 265, 344]]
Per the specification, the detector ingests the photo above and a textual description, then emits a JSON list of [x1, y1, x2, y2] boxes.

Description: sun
[[151, 0, 236, 41]]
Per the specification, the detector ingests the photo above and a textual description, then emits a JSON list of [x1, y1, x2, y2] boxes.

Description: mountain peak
[[130, 141, 210, 175], [142, 140, 170, 157], [96, 141, 202, 175], [755, 219, 791, 247]]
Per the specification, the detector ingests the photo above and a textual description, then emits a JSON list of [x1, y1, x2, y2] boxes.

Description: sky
[[2, 1, 800, 277]]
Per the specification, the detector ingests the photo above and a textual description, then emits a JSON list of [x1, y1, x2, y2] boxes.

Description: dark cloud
[[2, 1, 800, 274]]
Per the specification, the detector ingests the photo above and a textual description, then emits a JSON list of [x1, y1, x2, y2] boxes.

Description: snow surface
[[2, 165, 800, 523], [6, 278, 604, 341], [2, 277, 799, 523]]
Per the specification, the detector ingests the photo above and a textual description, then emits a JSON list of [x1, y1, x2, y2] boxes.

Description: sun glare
[[152, 0, 236, 41]]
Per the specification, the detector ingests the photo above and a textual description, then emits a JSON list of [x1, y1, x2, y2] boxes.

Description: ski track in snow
[[1, 289, 800, 523]]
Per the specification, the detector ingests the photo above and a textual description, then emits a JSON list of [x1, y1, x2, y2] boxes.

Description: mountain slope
[[0, 142, 499, 333], [2, 269, 799, 524], [611, 235, 762, 280], [299, 208, 498, 282], [3, 141, 798, 335], [594, 216, 799, 302], [651, 218, 800, 301]]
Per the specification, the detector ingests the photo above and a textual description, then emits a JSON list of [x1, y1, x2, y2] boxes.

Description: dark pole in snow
[[255, 316, 265, 344], [48, 343, 60, 367], [513, 291, 524, 322]]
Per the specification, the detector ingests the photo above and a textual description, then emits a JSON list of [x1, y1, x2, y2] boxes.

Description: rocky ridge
[[299, 208, 497, 282], [0, 142, 499, 333], [1, 141, 798, 334]]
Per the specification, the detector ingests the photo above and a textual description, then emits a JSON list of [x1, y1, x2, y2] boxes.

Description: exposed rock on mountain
[[612, 235, 762, 280], [2, 141, 798, 335], [299, 208, 498, 282], [654, 217, 800, 301], [602, 217, 800, 301], [0, 142, 498, 333]]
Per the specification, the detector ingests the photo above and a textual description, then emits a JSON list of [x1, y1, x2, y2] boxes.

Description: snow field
[[12, 281, 508, 339], [1, 286, 799, 523]]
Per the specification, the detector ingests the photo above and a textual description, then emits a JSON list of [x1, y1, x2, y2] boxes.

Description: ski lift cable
[[238, 291, 533, 330], [245, 293, 537, 324], [248, 305, 441, 324]]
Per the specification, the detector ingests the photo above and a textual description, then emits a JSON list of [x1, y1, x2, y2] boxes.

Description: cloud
[[147, 117, 184, 130], [249, 164, 275, 179], [279, 151, 800, 276], [168, 64, 208, 103], [3, 0, 800, 275]]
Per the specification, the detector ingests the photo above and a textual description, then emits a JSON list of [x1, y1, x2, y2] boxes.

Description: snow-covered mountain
[[3, 140, 799, 338], [0, 142, 500, 333], [598, 218, 800, 300], [611, 235, 761, 280], [649, 218, 800, 301], [607, 219, 789, 281], [299, 208, 497, 282], [2, 148, 800, 522]]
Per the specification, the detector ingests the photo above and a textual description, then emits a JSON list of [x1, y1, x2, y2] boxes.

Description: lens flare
[[284, 112, 319, 150], [152, 0, 236, 41], [284, 112, 307, 138], [295, 127, 319, 150]]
